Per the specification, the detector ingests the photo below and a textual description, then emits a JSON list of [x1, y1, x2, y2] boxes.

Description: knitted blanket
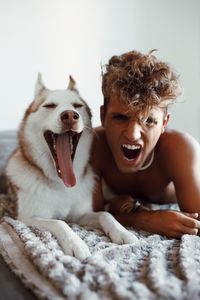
[[0, 216, 200, 300]]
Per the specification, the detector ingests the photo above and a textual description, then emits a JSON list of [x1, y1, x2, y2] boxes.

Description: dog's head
[[20, 74, 92, 188]]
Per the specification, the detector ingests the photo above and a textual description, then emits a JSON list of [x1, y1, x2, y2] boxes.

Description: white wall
[[0, 0, 200, 140]]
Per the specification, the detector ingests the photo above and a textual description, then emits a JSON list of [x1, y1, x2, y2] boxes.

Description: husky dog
[[6, 74, 137, 260]]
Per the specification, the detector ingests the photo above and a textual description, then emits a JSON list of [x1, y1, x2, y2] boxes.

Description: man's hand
[[151, 210, 200, 238], [109, 195, 137, 214], [113, 209, 200, 238]]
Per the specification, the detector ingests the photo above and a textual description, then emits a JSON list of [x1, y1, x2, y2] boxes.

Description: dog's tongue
[[56, 132, 76, 187]]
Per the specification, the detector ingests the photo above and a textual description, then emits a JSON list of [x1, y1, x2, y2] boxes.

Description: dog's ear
[[67, 75, 78, 91], [34, 72, 47, 98], [31, 73, 47, 112]]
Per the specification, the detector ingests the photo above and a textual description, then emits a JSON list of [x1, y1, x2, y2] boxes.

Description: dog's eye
[[73, 103, 83, 109], [43, 103, 57, 109]]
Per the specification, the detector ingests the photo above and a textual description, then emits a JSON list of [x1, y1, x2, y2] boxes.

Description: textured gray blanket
[[0, 216, 200, 300]]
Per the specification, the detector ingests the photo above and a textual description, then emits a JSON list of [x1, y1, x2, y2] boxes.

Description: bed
[[0, 130, 200, 300]]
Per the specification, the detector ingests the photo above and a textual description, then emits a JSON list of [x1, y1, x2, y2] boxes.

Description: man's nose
[[125, 121, 141, 141]]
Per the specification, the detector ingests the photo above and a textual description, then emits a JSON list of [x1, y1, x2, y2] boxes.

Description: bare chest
[[102, 164, 175, 204]]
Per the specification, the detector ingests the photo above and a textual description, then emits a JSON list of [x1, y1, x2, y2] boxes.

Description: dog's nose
[[61, 110, 79, 126]]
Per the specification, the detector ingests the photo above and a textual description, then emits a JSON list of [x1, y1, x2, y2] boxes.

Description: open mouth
[[44, 130, 82, 187], [121, 144, 141, 160]]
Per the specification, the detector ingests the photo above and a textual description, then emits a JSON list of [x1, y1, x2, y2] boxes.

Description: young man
[[91, 49, 200, 238]]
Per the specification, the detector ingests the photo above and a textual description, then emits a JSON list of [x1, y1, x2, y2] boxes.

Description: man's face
[[101, 95, 169, 173]]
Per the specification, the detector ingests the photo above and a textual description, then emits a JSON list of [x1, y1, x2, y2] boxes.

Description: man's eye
[[112, 114, 128, 121], [145, 117, 157, 126], [43, 103, 57, 109]]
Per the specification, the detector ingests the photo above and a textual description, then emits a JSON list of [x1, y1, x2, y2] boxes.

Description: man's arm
[[90, 173, 199, 239], [112, 209, 200, 238], [162, 131, 200, 214]]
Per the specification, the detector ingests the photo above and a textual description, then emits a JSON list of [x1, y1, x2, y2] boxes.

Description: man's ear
[[162, 112, 170, 133], [100, 105, 105, 127]]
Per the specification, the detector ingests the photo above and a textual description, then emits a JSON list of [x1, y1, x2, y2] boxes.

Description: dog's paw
[[108, 228, 138, 245], [62, 236, 91, 260]]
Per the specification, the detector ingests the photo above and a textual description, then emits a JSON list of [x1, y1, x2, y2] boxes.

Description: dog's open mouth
[[44, 130, 82, 187]]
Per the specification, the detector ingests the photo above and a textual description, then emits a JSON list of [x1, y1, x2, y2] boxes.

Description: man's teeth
[[122, 144, 141, 150]]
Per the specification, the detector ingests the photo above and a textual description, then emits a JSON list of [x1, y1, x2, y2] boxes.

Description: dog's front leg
[[22, 217, 91, 260], [78, 212, 138, 244]]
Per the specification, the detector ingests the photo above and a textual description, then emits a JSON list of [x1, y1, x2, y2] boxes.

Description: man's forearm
[[113, 210, 156, 232], [112, 209, 200, 238]]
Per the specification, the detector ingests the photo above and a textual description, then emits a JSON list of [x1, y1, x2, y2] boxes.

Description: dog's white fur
[[6, 74, 137, 260]]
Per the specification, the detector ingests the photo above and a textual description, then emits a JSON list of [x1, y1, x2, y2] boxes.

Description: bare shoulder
[[92, 126, 107, 148], [159, 129, 200, 154], [157, 129, 200, 173], [90, 126, 109, 171]]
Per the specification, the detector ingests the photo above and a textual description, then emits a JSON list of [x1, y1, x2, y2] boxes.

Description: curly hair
[[102, 50, 182, 113]]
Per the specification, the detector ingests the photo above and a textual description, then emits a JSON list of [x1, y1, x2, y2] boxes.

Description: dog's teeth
[[69, 135, 73, 154], [53, 135, 56, 150]]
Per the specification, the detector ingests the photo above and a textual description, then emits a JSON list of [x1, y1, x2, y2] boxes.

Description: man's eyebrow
[[148, 113, 158, 119], [111, 109, 131, 114], [111, 112, 130, 117]]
